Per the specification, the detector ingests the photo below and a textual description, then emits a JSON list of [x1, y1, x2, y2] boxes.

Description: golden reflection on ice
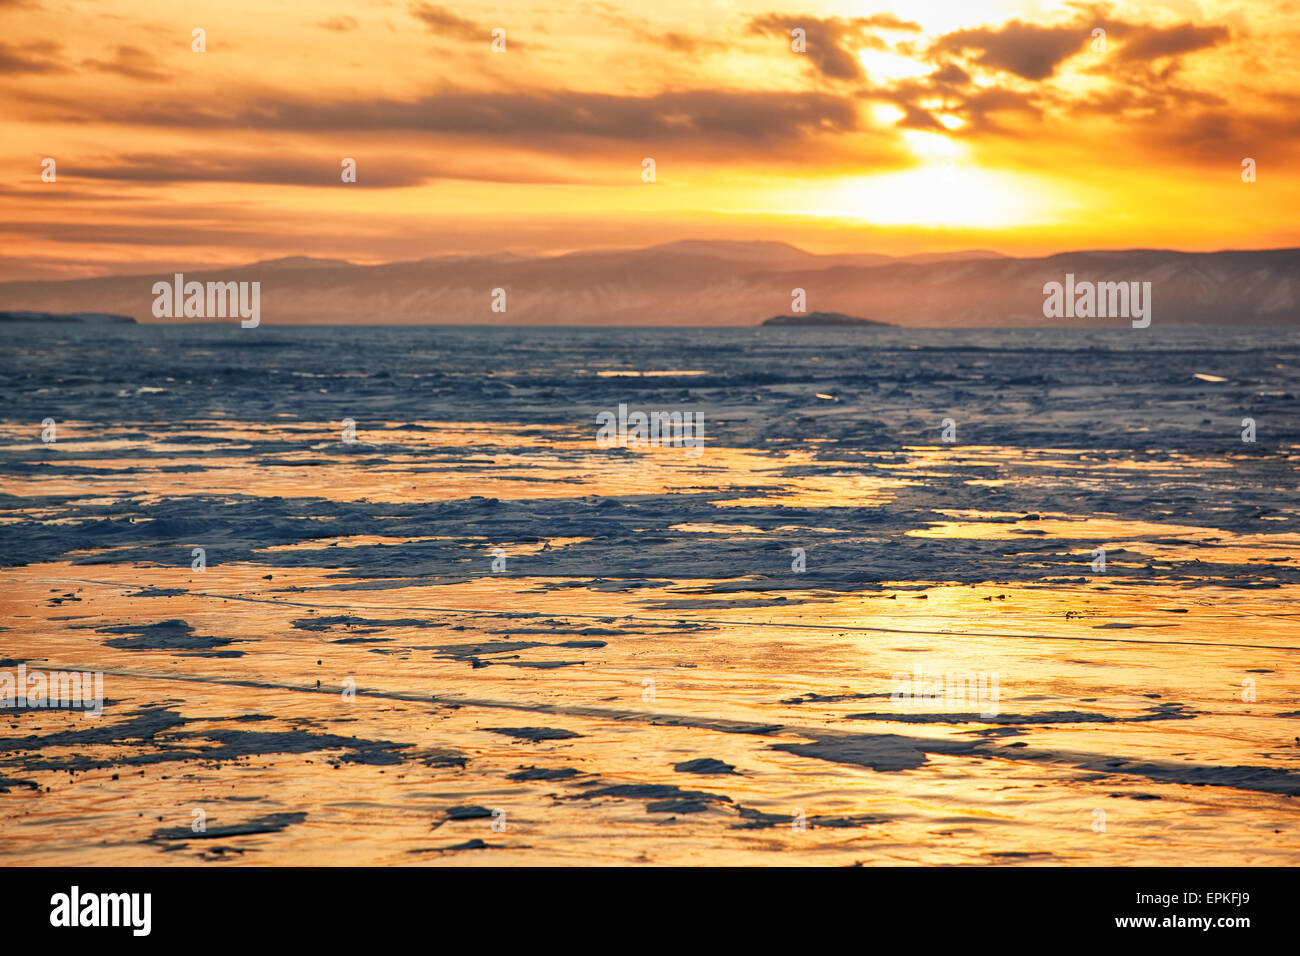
[[1, 420, 1297, 866]]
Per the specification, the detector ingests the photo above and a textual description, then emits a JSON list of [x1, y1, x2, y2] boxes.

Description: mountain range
[[1, 241, 1295, 326]]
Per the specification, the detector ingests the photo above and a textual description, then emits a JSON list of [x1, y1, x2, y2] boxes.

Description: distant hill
[[0, 243, 1295, 327], [0, 310, 135, 324], [899, 249, 1009, 264], [246, 256, 357, 271], [762, 311, 889, 326]]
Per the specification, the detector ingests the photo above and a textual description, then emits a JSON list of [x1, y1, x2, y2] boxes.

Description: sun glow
[[870, 102, 907, 125], [857, 49, 931, 82], [900, 129, 963, 162], [814, 165, 1057, 228]]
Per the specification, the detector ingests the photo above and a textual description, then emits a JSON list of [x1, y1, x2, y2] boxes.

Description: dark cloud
[[1116, 23, 1229, 61], [748, 14, 920, 82], [927, 63, 971, 86], [0, 185, 129, 202], [958, 87, 1042, 131], [659, 31, 726, 55], [863, 76, 1042, 135], [929, 12, 1231, 83], [0, 40, 64, 75], [1068, 73, 1227, 115], [409, 3, 484, 40], [70, 154, 425, 188], [1144, 102, 1300, 160], [750, 16, 864, 80], [48, 152, 591, 188], [34, 88, 861, 146], [931, 21, 1088, 80], [81, 46, 166, 81]]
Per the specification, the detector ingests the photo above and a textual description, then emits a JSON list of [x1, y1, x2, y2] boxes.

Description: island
[[760, 311, 889, 327]]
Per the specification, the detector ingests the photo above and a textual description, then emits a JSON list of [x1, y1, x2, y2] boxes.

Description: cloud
[[81, 45, 166, 81], [748, 14, 921, 82], [0, 220, 275, 246], [0, 40, 64, 75], [409, 3, 485, 39], [33, 87, 862, 148], [69, 153, 427, 188], [958, 87, 1043, 130], [318, 16, 359, 33], [45, 151, 606, 189], [0, 185, 129, 202], [931, 20, 1088, 80], [930, 11, 1231, 82], [750, 16, 863, 80], [576, 6, 725, 55], [1116, 23, 1229, 61], [657, 31, 726, 55], [927, 63, 971, 86], [1143, 100, 1300, 160]]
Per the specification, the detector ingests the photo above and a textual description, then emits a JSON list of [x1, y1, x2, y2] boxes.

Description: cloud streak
[[31, 87, 863, 147]]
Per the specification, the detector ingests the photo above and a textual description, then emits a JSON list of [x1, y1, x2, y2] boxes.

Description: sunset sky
[[2, 0, 1297, 279]]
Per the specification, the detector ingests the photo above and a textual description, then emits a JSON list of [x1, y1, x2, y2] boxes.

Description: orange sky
[[1, 0, 1297, 279]]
